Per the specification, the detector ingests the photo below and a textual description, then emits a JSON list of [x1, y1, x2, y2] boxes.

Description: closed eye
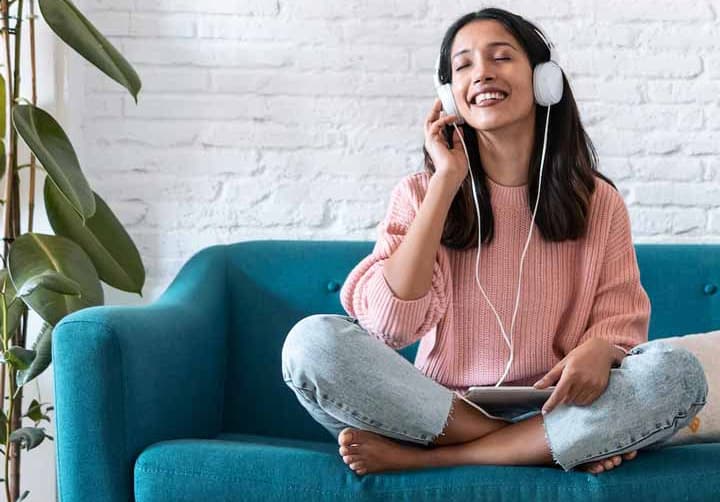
[[455, 58, 511, 71]]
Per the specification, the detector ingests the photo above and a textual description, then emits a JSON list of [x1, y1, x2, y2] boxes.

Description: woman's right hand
[[424, 97, 469, 187]]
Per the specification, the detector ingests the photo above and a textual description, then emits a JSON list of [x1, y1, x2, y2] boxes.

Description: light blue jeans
[[281, 314, 709, 472]]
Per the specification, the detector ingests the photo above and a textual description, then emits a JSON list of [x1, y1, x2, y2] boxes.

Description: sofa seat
[[133, 432, 720, 501]]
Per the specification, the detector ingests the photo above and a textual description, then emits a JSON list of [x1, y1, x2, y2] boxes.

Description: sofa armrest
[[53, 245, 228, 502]]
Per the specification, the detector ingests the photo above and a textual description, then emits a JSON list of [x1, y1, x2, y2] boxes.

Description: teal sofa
[[53, 240, 720, 501]]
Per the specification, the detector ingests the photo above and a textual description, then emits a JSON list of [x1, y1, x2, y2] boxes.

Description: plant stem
[[0, 1, 12, 500], [5, 358, 14, 502], [9, 1, 23, 499], [2, 294, 10, 502], [1, 0, 13, 266], [3, 362, 9, 502], [26, 0, 35, 234], [2, 285, 6, 353]]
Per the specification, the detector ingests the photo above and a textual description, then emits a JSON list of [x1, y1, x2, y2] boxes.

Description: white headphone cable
[[448, 104, 551, 387]]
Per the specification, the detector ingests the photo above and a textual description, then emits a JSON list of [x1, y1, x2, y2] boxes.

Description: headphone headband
[[434, 25, 559, 86], [532, 26, 559, 64]]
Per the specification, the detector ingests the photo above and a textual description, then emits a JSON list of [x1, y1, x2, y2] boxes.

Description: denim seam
[[284, 378, 432, 443], [564, 400, 707, 470]]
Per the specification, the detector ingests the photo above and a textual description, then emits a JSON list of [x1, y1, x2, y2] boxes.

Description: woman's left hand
[[533, 338, 616, 414]]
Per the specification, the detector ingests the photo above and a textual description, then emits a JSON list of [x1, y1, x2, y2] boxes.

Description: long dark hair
[[426, 7, 617, 249]]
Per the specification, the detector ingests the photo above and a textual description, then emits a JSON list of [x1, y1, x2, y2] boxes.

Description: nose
[[470, 60, 496, 86], [472, 72, 495, 86]]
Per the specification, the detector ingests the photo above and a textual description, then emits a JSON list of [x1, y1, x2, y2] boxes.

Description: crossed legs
[[338, 393, 638, 475]]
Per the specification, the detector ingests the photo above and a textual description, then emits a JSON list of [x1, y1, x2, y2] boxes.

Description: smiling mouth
[[470, 93, 509, 108]]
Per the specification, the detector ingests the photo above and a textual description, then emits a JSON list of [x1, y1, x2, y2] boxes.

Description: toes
[[587, 454, 625, 474], [339, 445, 359, 456], [584, 450, 637, 474], [338, 427, 356, 446], [343, 454, 361, 466], [623, 450, 638, 460], [583, 462, 604, 474], [349, 461, 365, 471]]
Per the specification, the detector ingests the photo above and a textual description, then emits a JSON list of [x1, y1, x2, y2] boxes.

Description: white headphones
[[432, 26, 563, 387]]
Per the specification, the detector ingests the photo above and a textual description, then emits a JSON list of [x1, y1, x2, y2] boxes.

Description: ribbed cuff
[[364, 266, 433, 337]]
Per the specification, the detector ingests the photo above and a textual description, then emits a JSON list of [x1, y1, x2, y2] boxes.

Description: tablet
[[464, 385, 557, 408]]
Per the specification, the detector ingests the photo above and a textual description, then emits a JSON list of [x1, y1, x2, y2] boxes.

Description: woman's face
[[449, 20, 535, 132]]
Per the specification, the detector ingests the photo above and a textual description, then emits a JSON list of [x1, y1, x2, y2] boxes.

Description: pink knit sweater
[[340, 171, 651, 393]]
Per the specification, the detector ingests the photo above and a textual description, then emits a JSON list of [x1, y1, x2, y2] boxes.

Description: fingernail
[[542, 409, 548, 415]]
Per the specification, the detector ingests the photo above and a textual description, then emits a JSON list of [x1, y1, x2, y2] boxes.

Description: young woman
[[281, 8, 708, 476]]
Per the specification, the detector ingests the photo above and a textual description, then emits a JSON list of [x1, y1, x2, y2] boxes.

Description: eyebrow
[[452, 42, 517, 60]]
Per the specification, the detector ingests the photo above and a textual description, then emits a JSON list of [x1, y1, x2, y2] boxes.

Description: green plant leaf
[[1, 269, 27, 337], [45, 178, 145, 295], [24, 399, 52, 423], [16, 270, 82, 298], [12, 104, 96, 220], [3, 346, 36, 370], [39, 0, 141, 101], [7, 233, 103, 325], [9, 427, 47, 451], [17, 323, 54, 387]]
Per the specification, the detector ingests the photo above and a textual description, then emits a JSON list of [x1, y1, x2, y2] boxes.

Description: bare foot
[[577, 450, 638, 474], [337, 427, 428, 475]]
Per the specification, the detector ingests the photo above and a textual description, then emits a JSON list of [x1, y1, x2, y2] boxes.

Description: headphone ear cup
[[533, 61, 563, 106], [437, 83, 465, 125]]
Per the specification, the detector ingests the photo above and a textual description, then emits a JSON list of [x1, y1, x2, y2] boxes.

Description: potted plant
[[1, 0, 144, 500]]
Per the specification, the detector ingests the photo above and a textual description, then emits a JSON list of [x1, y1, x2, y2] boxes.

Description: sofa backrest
[[221, 240, 720, 443]]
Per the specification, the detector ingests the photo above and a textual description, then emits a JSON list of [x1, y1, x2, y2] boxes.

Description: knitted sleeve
[[339, 173, 452, 349], [565, 192, 651, 357]]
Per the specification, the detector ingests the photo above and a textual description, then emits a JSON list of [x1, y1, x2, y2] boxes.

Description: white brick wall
[[62, 0, 720, 302], [15, 1, 718, 498]]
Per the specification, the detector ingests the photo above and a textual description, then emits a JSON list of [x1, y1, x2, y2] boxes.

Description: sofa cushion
[[659, 330, 719, 446], [133, 433, 720, 501]]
